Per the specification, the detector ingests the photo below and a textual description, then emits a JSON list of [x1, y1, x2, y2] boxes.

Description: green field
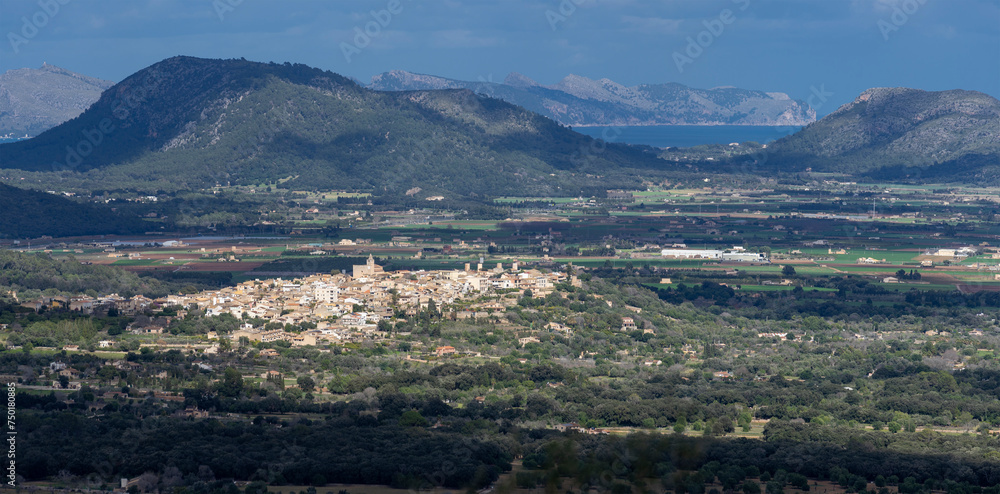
[[111, 259, 163, 266], [796, 248, 921, 265], [876, 283, 957, 291], [383, 220, 500, 231], [738, 285, 837, 292], [495, 196, 580, 204]]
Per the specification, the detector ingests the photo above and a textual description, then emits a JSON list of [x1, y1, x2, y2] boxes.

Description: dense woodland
[[0, 184, 150, 238], [0, 250, 230, 300]]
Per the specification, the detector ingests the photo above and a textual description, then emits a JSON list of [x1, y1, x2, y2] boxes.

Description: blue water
[[573, 125, 801, 149]]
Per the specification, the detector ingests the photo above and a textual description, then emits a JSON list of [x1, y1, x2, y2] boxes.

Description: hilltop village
[[155, 255, 572, 347]]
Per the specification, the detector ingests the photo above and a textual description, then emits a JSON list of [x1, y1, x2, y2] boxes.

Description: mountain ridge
[[367, 70, 816, 127], [0, 56, 668, 197], [758, 87, 1000, 181], [0, 63, 113, 137]]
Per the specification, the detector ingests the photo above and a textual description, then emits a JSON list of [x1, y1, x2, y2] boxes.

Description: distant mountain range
[[0, 56, 665, 198], [1, 55, 996, 209], [0, 63, 113, 137], [368, 70, 816, 127], [761, 87, 1000, 181]]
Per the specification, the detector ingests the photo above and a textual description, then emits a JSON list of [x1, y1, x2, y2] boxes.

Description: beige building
[[353, 254, 385, 278]]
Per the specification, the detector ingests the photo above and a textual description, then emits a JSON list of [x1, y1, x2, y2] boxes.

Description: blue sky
[[2, 0, 997, 115]]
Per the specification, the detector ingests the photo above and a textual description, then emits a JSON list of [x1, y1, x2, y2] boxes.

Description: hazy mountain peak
[[369, 70, 463, 91], [503, 72, 538, 88], [0, 64, 114, 136], [372, 69, 815, 126], [549, 74, 639, 104], [552, 73, 594, 88]]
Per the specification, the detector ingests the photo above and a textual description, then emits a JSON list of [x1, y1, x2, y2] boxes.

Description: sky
[[1, 0, 998, 115]]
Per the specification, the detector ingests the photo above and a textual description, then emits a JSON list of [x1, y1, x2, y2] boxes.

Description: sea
[[572, 125, 802, 149]]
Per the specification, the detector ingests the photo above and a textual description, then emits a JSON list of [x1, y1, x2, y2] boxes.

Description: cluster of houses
[[554, 422, 610, 435], [19, 293, 153, 315], [11, 255, 578, 351], [159, 255, 572, 346]]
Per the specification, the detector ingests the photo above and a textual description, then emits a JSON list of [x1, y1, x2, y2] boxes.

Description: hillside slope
[[369, 70, 816, 127], [0, 183, 147, 238], [0, 57, 667, 197], [763, 88, 1000, 181], [0, 63, 113, 137]]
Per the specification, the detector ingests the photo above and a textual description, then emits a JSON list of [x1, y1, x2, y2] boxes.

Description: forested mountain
[[760, 87, 1000, 181], [0, 56, 667, 198], [0, 183, 147, 238], [0, 63, 113, 137], [369, 70, 816, 126]]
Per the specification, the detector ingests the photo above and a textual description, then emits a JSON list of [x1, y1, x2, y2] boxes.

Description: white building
[[661, 249, 723, 259]]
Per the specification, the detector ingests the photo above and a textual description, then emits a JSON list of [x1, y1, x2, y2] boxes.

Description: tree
[[97, 365, 118, 384], [218, 367, 244, 398], [875, 475, 886, 488], [297, 375, 316, 393], [399, 410, 429, 427], [137, 472, 158, 493], [674, 416, 687, 433], [781, 265, 796, 276], [742, 481, 762, 494], [788, 473, 809, 491], [377, 319, 392, 333]]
